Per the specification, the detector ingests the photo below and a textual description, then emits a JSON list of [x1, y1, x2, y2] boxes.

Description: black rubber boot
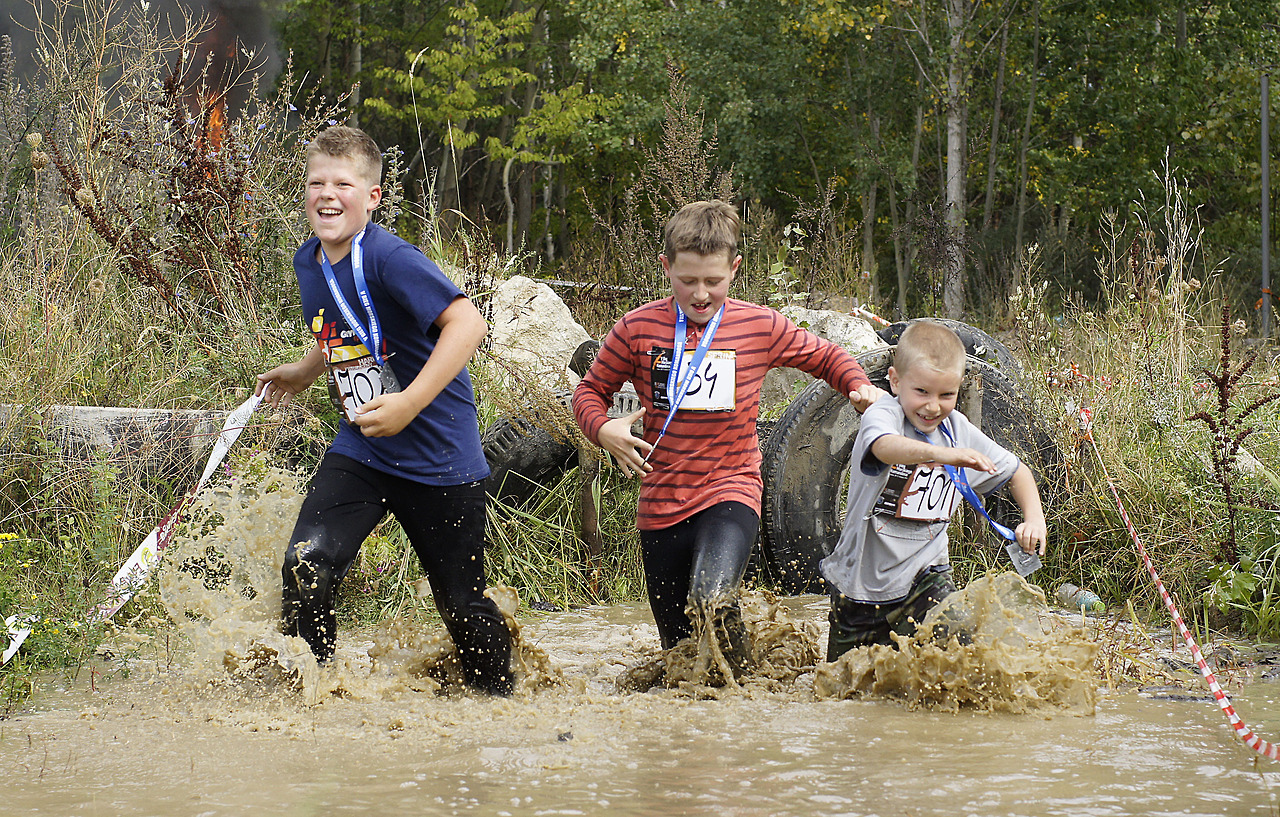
[[284, 556, 339, 662], [281, 565, 302, 638], [446, 607, 514, 696], [713, 604, 750, 680]]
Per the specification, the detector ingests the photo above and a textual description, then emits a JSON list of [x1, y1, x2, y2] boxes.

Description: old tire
[[878, 318, 1024, 380], [758, 347, 1061, 594], [482, 390, 579, 505]]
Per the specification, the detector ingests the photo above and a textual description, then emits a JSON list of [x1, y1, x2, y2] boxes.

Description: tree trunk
[[888, 177, 903, 317], [321, 4, 334, 99], [942, 0, 970, 319], [861, 180, 878, 304], [1013, 0, 1041, 295], [348, 1, 361, 128], [543, 159, 555, 264], [517, 162, 533, 253], [901, 98, 924, 319], [437, 120, 467, 235], [557, 169, 569, 261], [503, 157, 515, 255], [982, 21, 1008, 233]]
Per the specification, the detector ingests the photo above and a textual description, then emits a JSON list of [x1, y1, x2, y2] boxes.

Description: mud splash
[[157, 467, 560, 706], [646, 589, 824, 696], [154, 468, 1094, 717], [814, 572, 1099, 713]]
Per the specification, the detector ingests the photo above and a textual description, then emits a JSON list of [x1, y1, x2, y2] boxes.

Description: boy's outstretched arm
[[356, 295, 487, 438], [1006, 464, 1048, 556], [257, 345, 326, 408], [870, 434, 998, 472]]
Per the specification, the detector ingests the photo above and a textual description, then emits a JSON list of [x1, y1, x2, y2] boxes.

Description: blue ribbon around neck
[[927, 423, 1041, 576], [644, 303, 724, 463], [319, 229, 385, 365]]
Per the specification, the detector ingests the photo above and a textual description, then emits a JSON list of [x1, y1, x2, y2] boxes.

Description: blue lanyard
[[319, 229, 384, 365], [925, 423, 1040, 576], [927, 423, 1016, 541], [645, 303, 724, 463]]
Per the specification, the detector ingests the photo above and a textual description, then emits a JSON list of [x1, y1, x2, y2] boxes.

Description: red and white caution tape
[[1079, 405, 1280, 761], [2, 394, 263, 666], [87, 393, 262, 623], [851, 305, 893, 328]]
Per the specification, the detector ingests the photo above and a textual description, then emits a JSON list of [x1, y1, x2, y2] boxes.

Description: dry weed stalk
[[1188, 304, 1280, 566], [582, 65, 739, 315]]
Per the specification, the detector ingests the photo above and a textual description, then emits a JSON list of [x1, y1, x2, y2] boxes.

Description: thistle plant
[[1187, 304, 1280, 566]]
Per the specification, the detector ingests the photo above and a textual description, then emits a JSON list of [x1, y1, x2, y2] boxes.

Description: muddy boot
[[617, 654, 667, 692], [713, 604, 750, 681], [280, 572, 302, 638], [291, 560, 338, 662], [444, 603, 514, 696]]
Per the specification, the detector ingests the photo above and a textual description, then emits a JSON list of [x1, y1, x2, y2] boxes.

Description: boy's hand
[[597, 408, 652, 478], [256, 351, 324, 408], [352, 391, 418, 437], [1015, 519, 1048, 556], [848, 383, 887, 413], [937, 446, 998, 473]]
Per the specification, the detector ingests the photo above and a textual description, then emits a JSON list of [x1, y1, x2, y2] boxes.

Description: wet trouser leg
[[282, 454, 512, 694], [394, 479, 512, 696], [283, 454, 387, 661], [826, 565, 957, 661], [639, 501, 759, 652]]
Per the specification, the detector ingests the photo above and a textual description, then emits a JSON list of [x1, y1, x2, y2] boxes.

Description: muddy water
[[4, 472, 1280, 815], [4, 598, 1280, 816]]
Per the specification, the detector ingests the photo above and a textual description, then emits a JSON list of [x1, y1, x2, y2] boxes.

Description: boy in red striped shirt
[[572, 200, 884, 679]]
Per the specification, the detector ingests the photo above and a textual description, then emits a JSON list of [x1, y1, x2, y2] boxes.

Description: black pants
[[639, 501, 759, 650], [282, 453, 512, 694], [826, 565, 957, 661]]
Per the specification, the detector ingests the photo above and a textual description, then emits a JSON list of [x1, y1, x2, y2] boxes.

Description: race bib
[[873, 463, 960, 522], [327, 355, 401, 424], [650, 348, 736, 411]]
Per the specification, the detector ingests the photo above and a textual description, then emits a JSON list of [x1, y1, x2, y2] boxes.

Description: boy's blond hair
[[307, 125, 382, 186], [663, 200, 741, 262], [893, 320, 966, 376]]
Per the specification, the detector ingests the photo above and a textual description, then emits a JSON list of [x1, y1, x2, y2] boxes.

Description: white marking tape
[[2, 394, 263, 665], [2, 614, 36, 665], [1080, 406, 1280, 761], [87, 393, 263, 623]]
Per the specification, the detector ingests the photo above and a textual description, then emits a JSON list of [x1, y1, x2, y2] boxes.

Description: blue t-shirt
[[295, 222, 490, 485]]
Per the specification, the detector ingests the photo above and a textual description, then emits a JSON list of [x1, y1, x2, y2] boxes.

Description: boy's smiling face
[[888, 362, 964, 435], [660, 250, 741, 325], [306, 152, 381, 263]]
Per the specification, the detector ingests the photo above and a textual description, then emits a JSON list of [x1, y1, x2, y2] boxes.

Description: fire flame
[[205, 95, 226, 150]]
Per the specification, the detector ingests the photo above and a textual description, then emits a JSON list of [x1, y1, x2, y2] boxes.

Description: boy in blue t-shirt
[[256, 126, 511, 694], [820, 320, 1047, 661]]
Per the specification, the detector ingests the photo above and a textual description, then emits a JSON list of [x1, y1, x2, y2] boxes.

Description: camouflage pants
[[826, 565, 957, 661]]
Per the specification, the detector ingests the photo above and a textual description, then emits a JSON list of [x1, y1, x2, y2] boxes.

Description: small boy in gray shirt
[[820, 320, 1047, 660]]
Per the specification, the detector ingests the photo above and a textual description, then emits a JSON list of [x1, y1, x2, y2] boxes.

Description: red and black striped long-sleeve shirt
[[573, 296, 872, 531]]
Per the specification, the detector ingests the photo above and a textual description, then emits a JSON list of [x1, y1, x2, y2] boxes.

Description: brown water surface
[[4, 596, 1280, 816], [4, 472, 1278, 815]]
